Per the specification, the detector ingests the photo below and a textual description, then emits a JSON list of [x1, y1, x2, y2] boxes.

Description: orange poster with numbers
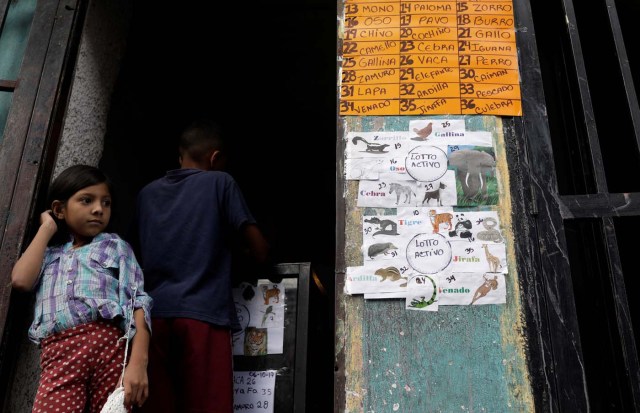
[[340, 0, 522, 116]]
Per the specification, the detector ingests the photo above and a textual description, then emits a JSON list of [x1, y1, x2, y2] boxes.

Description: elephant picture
[[448, 149, 496, 202]]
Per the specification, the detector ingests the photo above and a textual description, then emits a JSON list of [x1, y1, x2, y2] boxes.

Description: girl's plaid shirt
[[28, 232, 153, 344]]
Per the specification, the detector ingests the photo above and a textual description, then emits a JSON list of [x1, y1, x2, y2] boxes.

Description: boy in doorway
[[131, 118, 270, 412]]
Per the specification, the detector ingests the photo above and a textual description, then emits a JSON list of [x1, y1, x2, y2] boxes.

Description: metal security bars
[[511, 0, 640, 411]]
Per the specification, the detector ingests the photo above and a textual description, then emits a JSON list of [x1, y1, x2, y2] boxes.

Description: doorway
[[99, 1, 337, 411]]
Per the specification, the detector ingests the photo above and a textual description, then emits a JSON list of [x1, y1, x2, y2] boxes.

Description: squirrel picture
[[374, 266, 407, 287], [351, 136, 390, 153]]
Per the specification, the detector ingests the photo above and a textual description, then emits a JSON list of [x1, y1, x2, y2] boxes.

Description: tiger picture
[[428, 209, 453, 233], [244, 327, 268, 356]]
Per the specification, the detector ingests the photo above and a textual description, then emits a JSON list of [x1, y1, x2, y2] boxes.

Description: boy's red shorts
[[140, 318, 233, 413]]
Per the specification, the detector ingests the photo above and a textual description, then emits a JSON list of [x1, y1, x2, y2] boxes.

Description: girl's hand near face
[[40, 210, 59, 234], [11, 210, 59, 291]]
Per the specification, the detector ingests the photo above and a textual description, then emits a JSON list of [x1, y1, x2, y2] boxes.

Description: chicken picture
[[411, 122, 433, 141]]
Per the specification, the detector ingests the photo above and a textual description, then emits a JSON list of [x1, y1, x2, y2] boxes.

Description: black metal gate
[[512, 0, 640, 410]]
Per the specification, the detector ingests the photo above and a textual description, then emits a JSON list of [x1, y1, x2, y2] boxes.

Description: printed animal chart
[[233, 281, 285, 355], [345, 118, 507, 308], [439, 272, 506, 305], [347, 121, 500, 207]]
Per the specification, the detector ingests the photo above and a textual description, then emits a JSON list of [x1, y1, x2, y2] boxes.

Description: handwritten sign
[[406, 232, 452, 274], [405, 145, 448, 181], [340, 0, 522, 116], [233, 370, 277, 412]]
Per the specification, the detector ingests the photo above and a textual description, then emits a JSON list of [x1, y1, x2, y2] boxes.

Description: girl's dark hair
[[47, 165, 115, 246]]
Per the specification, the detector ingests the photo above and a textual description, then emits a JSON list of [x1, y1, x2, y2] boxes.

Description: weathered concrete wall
[[5, 1, 130, 411], [337, 115, 534, 412], [51, 0, 131, 178]]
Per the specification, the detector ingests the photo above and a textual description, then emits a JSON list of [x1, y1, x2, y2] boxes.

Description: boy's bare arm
[[243, 223, 270, 264]]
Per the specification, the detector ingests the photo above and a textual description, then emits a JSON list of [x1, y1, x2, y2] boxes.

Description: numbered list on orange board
[[340, 0, 522, 116]]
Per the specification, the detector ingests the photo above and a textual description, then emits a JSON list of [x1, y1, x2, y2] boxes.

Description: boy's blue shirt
[[133, 168, 256, 331]]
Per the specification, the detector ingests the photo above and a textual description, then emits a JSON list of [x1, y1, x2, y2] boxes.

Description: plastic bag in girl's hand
[[100, 386, 127, 413]]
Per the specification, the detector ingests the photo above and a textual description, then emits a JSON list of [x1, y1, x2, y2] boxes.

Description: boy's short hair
[[179, 118, 225, 163]]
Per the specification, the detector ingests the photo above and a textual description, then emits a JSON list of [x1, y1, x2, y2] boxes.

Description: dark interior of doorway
[[99, 1, 336, 411]]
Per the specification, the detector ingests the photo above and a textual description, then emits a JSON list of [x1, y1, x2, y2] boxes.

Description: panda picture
[[449, 213, 473, 239]]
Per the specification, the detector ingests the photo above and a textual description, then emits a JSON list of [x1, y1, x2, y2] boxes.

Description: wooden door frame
[[0, 0, 88, 402]]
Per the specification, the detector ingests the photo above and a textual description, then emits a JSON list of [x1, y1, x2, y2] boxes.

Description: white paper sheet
[[232, 281, 285, 355], [233, 370, 277, 412]]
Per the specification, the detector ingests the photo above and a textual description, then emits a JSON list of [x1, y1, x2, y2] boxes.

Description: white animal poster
[[232, 281, 285, 355]]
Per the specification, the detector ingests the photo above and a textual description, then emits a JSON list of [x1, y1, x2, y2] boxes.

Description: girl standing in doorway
[[11, 164, 153, 412]]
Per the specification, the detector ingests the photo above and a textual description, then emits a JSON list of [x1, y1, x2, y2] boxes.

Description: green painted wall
[[0, 0, 36, 139]]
